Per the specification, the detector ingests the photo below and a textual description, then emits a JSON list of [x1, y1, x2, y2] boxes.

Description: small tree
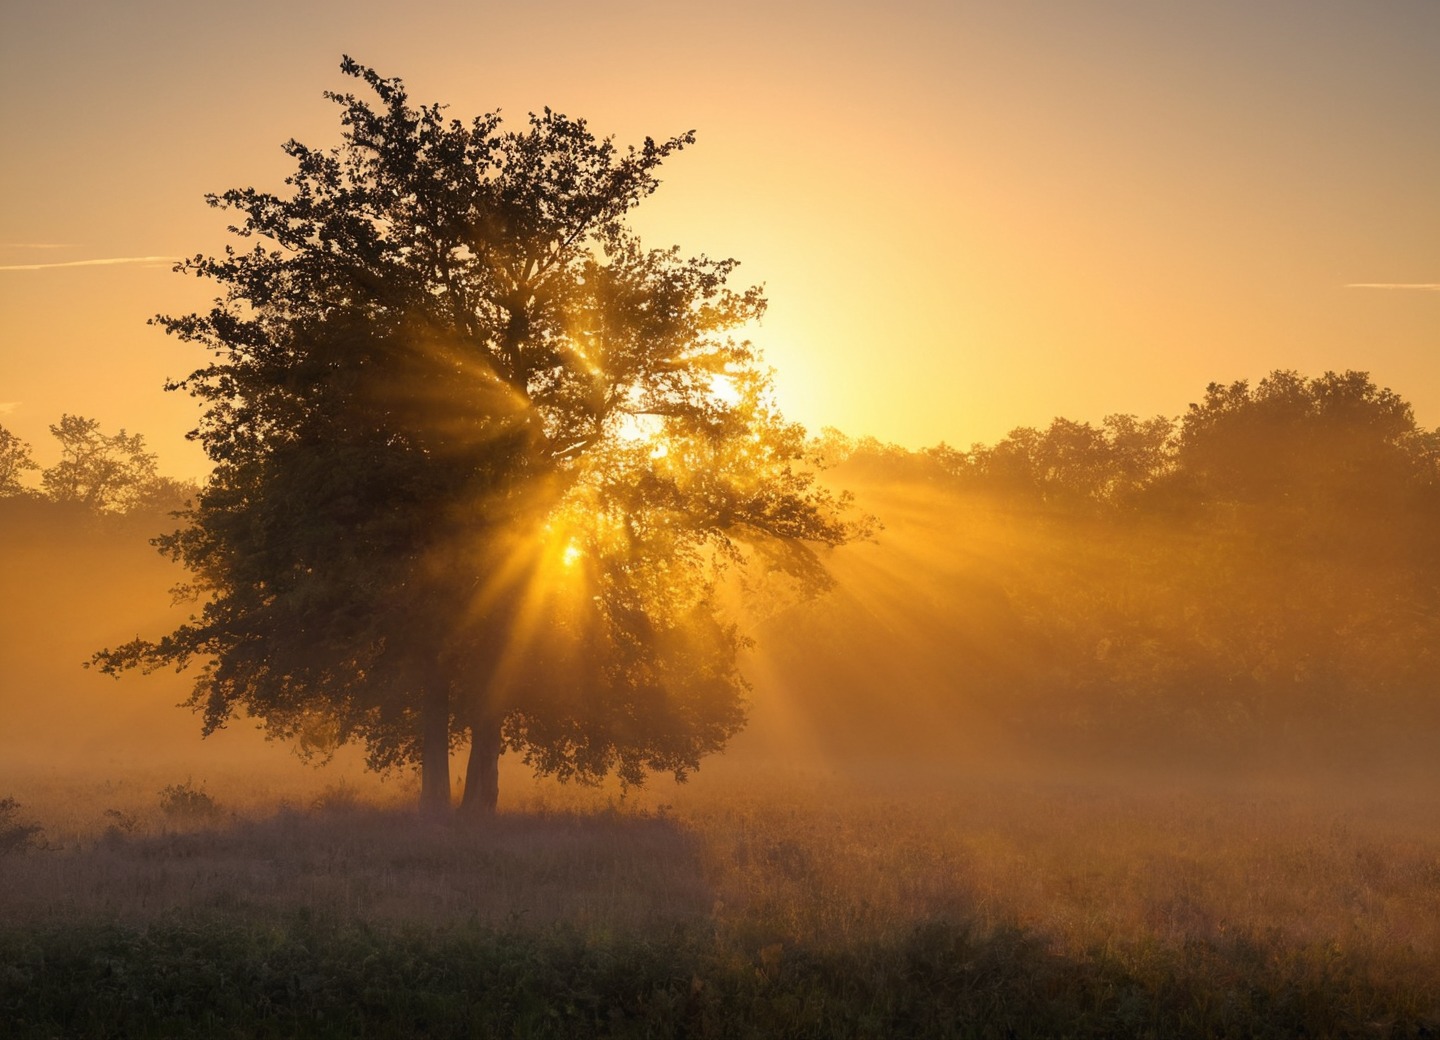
[[0, 797, 42, 856], [0, 424, 38, 497], [931, 414, 1175, 508], [41, 414, 159, 513], [96, 59, 861, 816]]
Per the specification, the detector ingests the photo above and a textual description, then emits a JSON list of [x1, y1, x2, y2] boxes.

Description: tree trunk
[[459, 712, 502, 817], [419, 676, 451, 816]]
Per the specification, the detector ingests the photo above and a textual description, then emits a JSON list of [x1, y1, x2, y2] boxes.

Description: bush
[[311, 782, 362, 814], [157, 781, 222, 823], [0, 797, 42, 856]]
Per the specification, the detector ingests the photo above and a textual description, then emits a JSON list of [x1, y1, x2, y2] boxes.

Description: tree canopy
[[94, 59, 861, 815], [0, 424, 38, 497]]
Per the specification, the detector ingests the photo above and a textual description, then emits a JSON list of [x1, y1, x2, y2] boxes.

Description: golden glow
[[561, 541, 583, 567], [5, 3, 1438, 478], [615, 413, 661, 443], [707, 373, 742, 409]]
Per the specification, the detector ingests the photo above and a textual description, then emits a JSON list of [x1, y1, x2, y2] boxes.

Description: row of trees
[[0, 416, 194, 515], [818, 370, 1440, 755], [920, 369, 1440, 518]]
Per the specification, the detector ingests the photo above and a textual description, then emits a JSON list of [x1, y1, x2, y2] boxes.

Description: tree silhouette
[[928, 413, 1174, 509], [40, 415, 160, 513], [0, 424, 38, 497], [1173, 370, 1423, 514], [94, 59, 860, 815]]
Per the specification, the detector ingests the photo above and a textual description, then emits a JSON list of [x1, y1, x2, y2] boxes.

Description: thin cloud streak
[[0, 402, 19, 415], [1345, 283, 1440, 292], [0, 256, 176, 272]]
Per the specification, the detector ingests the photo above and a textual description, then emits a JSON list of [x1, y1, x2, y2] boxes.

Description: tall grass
[[2, 759, 1438, 1037]]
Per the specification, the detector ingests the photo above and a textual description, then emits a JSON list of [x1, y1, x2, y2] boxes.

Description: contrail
[[0, 256, 176, 272], [1345, 282, 1440, 292]]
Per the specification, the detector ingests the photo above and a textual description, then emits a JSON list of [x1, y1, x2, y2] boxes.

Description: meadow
[[3, 755, 1438, 1038], [5, 408, 1440, 1036]]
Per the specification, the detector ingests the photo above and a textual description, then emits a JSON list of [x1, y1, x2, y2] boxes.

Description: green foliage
[[94, 58, 860, 808], [0, 797, 42, 856], [3, 916, 1433, 1039]]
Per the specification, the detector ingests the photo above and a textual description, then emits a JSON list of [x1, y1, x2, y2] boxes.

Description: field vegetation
[[4, 368, 1440, 1034], [3, 758, 1439, 1037]]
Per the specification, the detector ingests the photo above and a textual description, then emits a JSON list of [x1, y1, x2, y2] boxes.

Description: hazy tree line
[[6, 369, 1438, 770], [0, 416, 196, 517], [810, 369, 1440, 757], [926, 369, 1439, 516]]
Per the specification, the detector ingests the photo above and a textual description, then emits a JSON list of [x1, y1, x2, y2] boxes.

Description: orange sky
[[2, 1, 1436, 480]]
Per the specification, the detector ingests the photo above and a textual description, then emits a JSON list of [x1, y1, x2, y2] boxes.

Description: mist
[[4, 371, 1440, 1035], [7, 371, 1440, 785]]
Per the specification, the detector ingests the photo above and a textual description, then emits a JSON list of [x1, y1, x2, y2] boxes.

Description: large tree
[[95, 59, 859, 815]]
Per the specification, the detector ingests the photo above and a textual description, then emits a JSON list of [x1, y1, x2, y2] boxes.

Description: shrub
[[102, 808, 138, 833], [311, 782, 362, 814], [157, 780, 222, 823], [100, 808, 139, 844], [0, 797, 42, 856]]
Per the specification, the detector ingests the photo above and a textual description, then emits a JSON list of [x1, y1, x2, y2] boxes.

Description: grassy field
[[3, 757, 1439, 1038]]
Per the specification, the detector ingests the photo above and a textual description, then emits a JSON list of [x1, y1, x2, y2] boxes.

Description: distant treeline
[[776, 370, 1440, 760], [0, 414, 196, 519], [7, 372, 1440, 761], [837, 369, 1440, 515]]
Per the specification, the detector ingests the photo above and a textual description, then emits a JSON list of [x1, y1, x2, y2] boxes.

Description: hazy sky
[[2, 1, 1436, 478]]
